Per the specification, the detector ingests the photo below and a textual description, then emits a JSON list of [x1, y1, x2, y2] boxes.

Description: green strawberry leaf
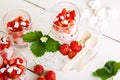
[[93, 68, 111, 80], [30, 40, 46, 57], [45, 35, 60, 52], [23, 31, 43, 42], [93, 61, 120, 80]]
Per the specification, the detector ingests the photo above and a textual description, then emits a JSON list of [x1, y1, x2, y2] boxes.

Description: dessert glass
[[49, 2, 80, 43], [0, 48, 27, 80], [3, 9, 31, 47]]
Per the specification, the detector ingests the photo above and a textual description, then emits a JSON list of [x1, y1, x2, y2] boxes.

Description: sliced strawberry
[[8, 69, 17, 79], [16, 57, 23, 63], [9, 59, 16, 65], [17, 64, 25, 70], [68, 51, 77, 59], [61, 8, 67, 15], [3, 58, 9, 65], [70, 10, 76, 19], [37, 76, 46, 80]]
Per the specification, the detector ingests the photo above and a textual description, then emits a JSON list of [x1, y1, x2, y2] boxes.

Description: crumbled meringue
[[88, 0, 101, 10]]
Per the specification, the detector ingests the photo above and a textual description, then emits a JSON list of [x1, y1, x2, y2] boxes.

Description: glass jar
[[49, 2, 80, 43], [3, 9, 31, 47], [0, 48, 27, 80]]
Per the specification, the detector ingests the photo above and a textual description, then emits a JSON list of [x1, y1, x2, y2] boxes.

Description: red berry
[[45, 70, 56, 80], [34, 64, 44, 74], [16, 57, 23, 63], [59, 44, 70, 55], [9, 58, 16, 65], [68, 51, 77, 59], [70, 41, 82, 52], [3, 58, 9, 65], [37, 76, 46, 80]]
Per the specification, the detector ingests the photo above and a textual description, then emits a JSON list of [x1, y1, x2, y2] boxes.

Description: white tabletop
[[0, 0, 120, 80]]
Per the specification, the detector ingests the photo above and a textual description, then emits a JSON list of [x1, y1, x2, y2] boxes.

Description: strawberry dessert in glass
[[50, 2, 80, 43], [3, 9, 31, 47], [0, 48, 27, 80]]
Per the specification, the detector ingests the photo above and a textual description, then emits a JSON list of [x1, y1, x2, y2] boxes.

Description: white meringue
[[106, 8, 119, 19], [88, 0, 101, 10], [95, 8, 107, 20]]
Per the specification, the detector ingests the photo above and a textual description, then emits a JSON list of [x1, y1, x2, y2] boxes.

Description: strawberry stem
[[47, 30, 52, 36], [33, 59, 37, 65]]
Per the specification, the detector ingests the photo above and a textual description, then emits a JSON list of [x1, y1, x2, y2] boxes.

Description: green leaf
[[30, 40, 46, 57], [93, 68, 111, 80], [45, 35, 60, 52], [93, 61, 120, 80], [23, 31, 43, 42], [113, 62, 120, 75]]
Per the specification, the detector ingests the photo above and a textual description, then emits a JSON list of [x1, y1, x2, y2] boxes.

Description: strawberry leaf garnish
[[23, 31, 43, 42], [30, 40, 46, 57], [45, 35, 60, 52], [93, 61, 120, 80], [23, 31, 60, 57]]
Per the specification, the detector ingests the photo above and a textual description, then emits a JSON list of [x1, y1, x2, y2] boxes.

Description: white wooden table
[[0, 0, 120, 80]]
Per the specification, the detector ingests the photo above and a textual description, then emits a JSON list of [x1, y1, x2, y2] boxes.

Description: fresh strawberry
[[9, 59, 16, 65], [62, 8, 67, 15], [70, 10, 76, 19], [34, 64, 44, 74], [68, 51, 77, 59], [9, 69, 17, 79], [17, 64, 25, 70], [37, 76, 46, 80], [70, 41, 82, 52], [45, 70, 56, 80], [59, 44, 70, 55], [16, 57, 23, 63], [3, 58, 9, 65]]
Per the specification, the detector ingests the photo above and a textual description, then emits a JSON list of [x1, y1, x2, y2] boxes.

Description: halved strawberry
[[8, 69, 17, 79], [9, 59, 16, 65], [17, 64, 25, 70], [16, 57, 23, 63], [62, 8, 67, 15], [3, 58, 9, 65]]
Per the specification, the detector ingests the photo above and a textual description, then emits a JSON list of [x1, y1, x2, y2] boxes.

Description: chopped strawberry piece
[[9, 59, 16, 65], [62, 8, 67, 15], [17, 64, 25, 70], [3, 58, 9, 65], [16, 57, 23, 63]]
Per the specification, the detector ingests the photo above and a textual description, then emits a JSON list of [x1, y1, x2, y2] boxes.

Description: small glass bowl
[[3, 9, 31, 47], [0, 31, 11, 51], [49, 2, 80, 43], [0, 48, 27, 80]]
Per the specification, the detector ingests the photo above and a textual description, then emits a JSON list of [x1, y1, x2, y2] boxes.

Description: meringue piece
[[106, 8, 119, 19], [88, 16, 97, 25], [20, 21, 26, 26], [63, 20, 68, 25], [88, 0, 101, 10], [81, 9, 91, 18], [17, 69, 22, 74], [60, 16, 64, 20], [95, 8, 107, 20], [0, 56, 3, 65], [7, 67, 14, 73], [0, 68, 6, 73], [14, 22, 19, 28]]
